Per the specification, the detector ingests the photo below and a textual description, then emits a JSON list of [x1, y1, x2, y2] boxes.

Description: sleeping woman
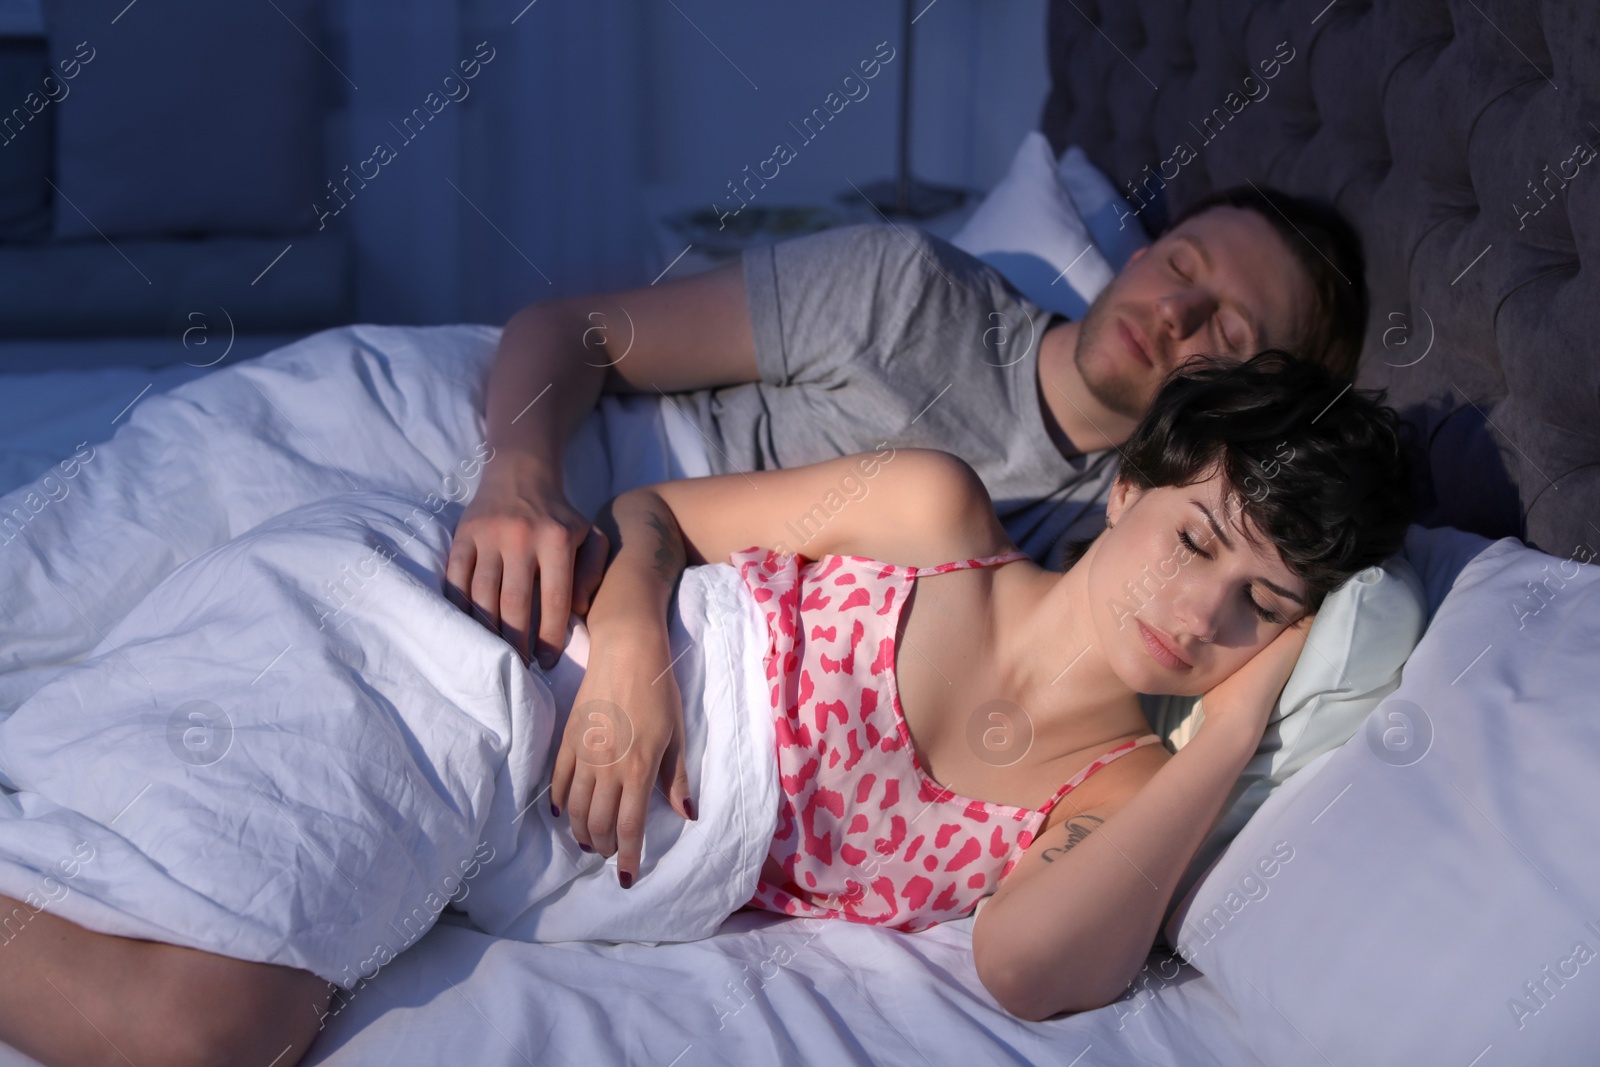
[[0, 350, 1411, 1067], [553, 348, 1413, 1019]]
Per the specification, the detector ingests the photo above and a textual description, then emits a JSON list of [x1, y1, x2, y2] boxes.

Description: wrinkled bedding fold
[[0, 325, 771, 986]]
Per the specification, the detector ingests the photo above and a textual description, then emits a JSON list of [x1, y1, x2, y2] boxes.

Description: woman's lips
[[1137, 619, 1192, 670]]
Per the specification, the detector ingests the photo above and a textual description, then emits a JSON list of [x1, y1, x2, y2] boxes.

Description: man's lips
[[1117, 319, 1153, 368], [1137, 619, 1192, 670]]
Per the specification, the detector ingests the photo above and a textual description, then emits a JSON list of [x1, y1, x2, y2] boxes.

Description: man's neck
[[1036, 319, 1140, 459]]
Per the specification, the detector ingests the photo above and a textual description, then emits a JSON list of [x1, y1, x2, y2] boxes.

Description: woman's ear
[[1105, 477, 1140, 528]]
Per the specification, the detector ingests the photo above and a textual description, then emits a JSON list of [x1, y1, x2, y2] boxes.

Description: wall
[[335, 0, 1051, 326]]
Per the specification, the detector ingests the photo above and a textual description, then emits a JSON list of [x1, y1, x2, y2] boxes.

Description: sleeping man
[[447, 184, 1368, 671]]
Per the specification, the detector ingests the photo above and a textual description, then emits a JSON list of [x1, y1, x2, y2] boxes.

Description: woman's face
[[1086, 466, 1312, 696]]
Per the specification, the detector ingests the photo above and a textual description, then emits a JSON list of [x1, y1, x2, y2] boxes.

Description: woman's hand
[[549, 621, 696, 887], [1199, 613, 1316, 743], [446, 453, 609, 670]]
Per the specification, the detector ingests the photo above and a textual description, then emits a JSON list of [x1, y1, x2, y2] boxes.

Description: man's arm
[[483, 257, 760, 475], [448, 258, 760, 671]]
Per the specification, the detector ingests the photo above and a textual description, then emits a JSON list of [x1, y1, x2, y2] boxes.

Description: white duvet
[[0, 325, 778, 987]]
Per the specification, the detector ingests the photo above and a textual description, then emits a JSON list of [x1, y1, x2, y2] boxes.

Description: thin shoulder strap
[[1038, 733, 1165, 814], [904, 549, 1030, 577]]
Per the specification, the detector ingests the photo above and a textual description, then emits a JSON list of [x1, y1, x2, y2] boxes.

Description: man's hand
[[446, 453, 609, 669]]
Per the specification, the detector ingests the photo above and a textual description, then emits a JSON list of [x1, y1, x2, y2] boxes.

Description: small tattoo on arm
[[1039, 814, 1104, 863], [644, 510, 685, 585]]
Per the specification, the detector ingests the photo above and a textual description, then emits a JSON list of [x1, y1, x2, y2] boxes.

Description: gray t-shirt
[[663, 223, 1120, 571]]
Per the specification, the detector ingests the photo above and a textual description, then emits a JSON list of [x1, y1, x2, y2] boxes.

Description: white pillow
[[1055, 144, 1153, 271], [1171, 529, 1600, 1065], [1143, 551, 1429, 916], [949, 130, 1114, 318]]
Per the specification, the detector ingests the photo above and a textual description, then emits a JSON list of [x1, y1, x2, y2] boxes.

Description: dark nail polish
[[619, 869, 633, 890], [551, 802, 560, 818], [579, 842, 593, 853], [684, 799, 696, 821]]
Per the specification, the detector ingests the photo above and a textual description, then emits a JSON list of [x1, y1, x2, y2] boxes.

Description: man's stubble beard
[[1073, 283, 1154, 420]]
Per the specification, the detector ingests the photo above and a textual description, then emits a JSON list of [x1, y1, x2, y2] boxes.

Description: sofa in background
[[0, 0, 351, 371]]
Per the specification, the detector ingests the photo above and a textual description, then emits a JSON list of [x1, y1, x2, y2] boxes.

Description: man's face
[[1073, 205, 1316, 418]]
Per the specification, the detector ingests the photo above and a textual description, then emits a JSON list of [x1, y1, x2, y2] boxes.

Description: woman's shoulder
[[719, 448, 1021, 572], [818, 539, 1026, 577], [826, 449, 1020, 570]]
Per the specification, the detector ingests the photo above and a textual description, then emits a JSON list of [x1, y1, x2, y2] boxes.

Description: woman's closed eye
[[1247, 592, 1283, 624], [1177, 528, 1283, 624]]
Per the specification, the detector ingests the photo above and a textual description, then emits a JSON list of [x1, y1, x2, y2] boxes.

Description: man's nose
[[1158, 289, 1219, 344]]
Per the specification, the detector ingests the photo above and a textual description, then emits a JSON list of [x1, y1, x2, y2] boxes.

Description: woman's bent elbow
[[1002, 986, 1119, 1023], [976, 946, 1122, 1022], [976, 951, 1071, 1022], [975, 911, 1060, 1020], [978, 963, 1037, 1021]]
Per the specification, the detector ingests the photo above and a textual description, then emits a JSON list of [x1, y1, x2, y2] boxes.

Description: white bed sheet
[[0, 334, 1269, 1067]]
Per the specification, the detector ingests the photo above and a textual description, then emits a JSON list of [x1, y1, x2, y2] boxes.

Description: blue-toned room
[[0, 1, 1596, 1065]]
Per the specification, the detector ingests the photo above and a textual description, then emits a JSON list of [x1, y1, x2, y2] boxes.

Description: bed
[[0, 331, 1273, 1067], [0, 2, 1596, 1065]]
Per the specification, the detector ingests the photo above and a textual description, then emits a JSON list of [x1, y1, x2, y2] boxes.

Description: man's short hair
[[1164, 186, 1367, 381]]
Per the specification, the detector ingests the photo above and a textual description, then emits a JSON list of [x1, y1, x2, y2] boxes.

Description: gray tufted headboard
[[1039, 0, 1600, 560]]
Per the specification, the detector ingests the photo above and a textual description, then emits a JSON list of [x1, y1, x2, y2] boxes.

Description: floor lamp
[[845, 0, 971, 218]]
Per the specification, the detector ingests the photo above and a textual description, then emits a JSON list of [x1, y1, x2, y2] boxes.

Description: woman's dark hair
[[1059, 350, 1414, 613], [1166, 185, 1367, 381]]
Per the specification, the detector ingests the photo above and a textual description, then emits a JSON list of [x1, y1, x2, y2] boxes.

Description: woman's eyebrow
[[1256, 576, 1307, 605], [1191, 499, 1236, 551], [1189, 500, 1308, 605]]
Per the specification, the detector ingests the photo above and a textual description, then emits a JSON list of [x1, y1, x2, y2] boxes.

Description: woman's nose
[[1173, 585, 1224, 644]]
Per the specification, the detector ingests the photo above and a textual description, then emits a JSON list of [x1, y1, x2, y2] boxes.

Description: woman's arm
[[640, 446, 1010, 571], [583, 488, 688, 643], [972, 617, 1313, 1020], [972, 719, 1258, 1019], [548, 487, 697, 883], [550, 448, 1011, 884], [575, 444, 1003, 665]]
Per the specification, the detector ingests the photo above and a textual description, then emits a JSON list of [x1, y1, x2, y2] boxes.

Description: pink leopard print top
[[732, 545, 1164, 933]]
